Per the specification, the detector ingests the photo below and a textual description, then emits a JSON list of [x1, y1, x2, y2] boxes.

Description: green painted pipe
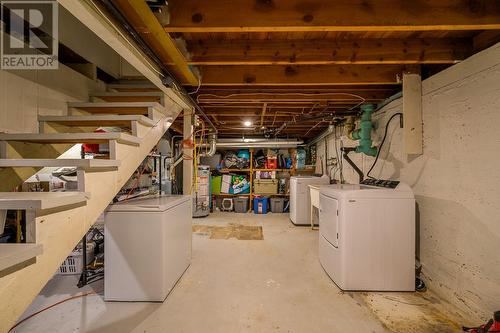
[[350, 104, 377, 157]]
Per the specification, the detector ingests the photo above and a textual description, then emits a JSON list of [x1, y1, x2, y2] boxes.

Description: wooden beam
[[165, 0, 500, 32], [58, 0, 190, 110], [199, 65, 409, 85], [403, 73, 423, 155], [207, 120, 333, 126], [188, 38, 471, 65], [189, 84, 401, 92], [473, 30, 500, 51], [112, 0, 199, 85], [200, 104, 370, 109], [204, 110, 355, 117], [196, 91, 395, 102], [183, 109, 193, 195], [260, 103, 267, 127]]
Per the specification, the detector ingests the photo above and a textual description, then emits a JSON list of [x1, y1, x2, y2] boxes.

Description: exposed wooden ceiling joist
[[187, 38, 471, 65], [473, 30, 500, 51], [200, 104, 363, 109], [195, 90, 398, 102], [187, 85, 401, 92], [197, 65, 414, 85], [165, 0, 500, 33]]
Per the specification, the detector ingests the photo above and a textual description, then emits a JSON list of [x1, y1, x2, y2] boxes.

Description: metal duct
[[210, 138, 303, 149], [200, 133, 217, 157]]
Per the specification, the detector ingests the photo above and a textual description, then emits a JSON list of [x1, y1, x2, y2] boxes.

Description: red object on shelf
[[266, 157, 277, 169], [464, 311, 500, 332], [82, 129, 107, 154]]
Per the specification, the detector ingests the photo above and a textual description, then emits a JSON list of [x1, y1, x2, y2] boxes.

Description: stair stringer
[[0, 112, 175, 333]]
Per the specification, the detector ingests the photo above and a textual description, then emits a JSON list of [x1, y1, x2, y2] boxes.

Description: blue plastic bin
[[253, 197, 269, 214]]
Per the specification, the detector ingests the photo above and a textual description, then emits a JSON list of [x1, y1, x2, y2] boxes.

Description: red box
[[266, 157, 277, 169]]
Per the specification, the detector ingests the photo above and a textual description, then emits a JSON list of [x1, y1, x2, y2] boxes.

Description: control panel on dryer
[[361, 178, 400, 189]]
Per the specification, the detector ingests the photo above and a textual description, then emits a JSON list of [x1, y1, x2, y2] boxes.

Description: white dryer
[[319, 180, 415, 291], [290, 175, 330, 225]]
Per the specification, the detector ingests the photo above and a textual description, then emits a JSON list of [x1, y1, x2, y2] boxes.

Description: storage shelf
[[219, 169, 250, 172], [216, 193, 251, 196], [218, 168, 293, 172], [252, 193, 289, 196]]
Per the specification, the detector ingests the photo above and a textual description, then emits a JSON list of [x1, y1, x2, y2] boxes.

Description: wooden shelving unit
[[217, 193, 251, 196], [212, 150, 293, 211]]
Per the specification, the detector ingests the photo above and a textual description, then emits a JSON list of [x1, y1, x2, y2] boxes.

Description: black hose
[[366, 113, 403, 179], [341, 147, 364, 183]]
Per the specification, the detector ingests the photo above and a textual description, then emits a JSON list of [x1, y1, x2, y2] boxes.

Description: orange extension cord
[[9, 291, 100, 332]]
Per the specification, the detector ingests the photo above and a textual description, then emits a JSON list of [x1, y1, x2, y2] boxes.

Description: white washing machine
[[319, 180, 415, 291], [290, 175, 330, 225]]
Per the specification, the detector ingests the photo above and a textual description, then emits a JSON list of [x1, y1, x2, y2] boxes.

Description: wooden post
[[403, 73, 423, 155], [183, 108, 194, 195]]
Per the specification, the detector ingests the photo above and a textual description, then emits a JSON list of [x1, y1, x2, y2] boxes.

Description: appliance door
[[319, 193, 339, 248]]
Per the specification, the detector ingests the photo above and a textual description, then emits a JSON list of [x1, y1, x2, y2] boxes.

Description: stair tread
[[0, 132, 141, 146], [38, 115, 156, 127], [91, 92, 165, 104], [0, 192, 87, 210], [67, 102, 168, 117], [68, 101, 164, 109], [0, 244, 43, 272], [107, 83, 158, 91], [0, 159, 121, 169], [92, 92, 164, 97]]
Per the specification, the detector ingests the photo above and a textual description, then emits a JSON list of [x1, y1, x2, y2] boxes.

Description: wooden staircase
[[0, 90, 182, 332]]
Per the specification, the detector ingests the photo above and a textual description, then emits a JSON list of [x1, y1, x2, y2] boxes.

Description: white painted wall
[[316, 43, 500, 321], [0, 65, 105, 134]]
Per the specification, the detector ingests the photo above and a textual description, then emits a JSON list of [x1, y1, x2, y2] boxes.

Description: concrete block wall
[[316, 43, 500, 320], [0, 65, 105, 134]]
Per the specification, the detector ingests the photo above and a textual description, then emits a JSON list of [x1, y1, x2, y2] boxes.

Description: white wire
[[196, 92, 366, 104], [304, 120, 324, 137], [188, 76, 202, 95]]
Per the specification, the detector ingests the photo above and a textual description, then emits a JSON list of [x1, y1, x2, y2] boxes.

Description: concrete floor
[[13, 212, 466, 333]]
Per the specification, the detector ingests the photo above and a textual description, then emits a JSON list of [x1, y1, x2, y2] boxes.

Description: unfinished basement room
[[1, 1, 500, 332]]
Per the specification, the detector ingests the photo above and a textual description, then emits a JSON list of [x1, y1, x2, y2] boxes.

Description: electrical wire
[[304, 120, 324, 137], [366, 112, 403, 179], [188, 76, 202, 95], [333, 125, 341, 182], [196, 92, 367, 104], [9, 291, 101, 332]]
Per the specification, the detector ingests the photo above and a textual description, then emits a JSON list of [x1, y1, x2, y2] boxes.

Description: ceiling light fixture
[[243, 120, 252, 127]]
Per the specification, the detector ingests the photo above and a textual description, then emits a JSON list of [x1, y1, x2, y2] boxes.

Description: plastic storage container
[[254, 179, 278, 195], [200, 153, 222, 169], [253, 197, 269, 214], [234, 196, 249, 213], [296, 149, 306, 169], [266, 157, 278, 169], [58, 242, 95, 275], [211, 176, 222, 195], [270, 197, 286, 213], [221, 198, 234, 211]]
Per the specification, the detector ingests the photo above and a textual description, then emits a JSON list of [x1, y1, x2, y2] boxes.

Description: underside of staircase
[[0, 89, 183, 332]]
